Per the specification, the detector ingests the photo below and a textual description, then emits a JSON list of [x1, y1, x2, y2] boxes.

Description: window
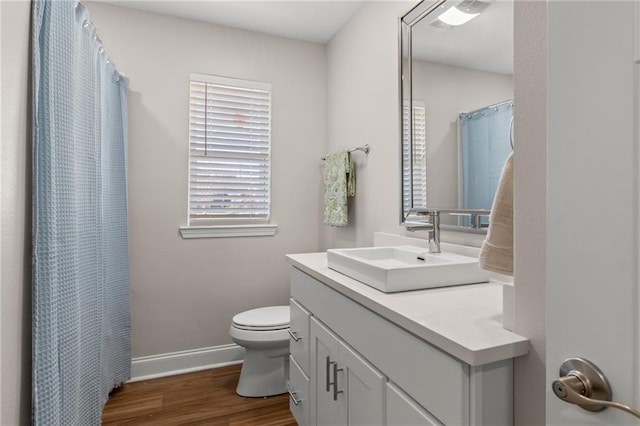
[[180, 73, 276, 238], [402, 101, 427, 214]]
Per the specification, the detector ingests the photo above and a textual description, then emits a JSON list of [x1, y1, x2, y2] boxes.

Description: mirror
[[400, 0, 514, 230]]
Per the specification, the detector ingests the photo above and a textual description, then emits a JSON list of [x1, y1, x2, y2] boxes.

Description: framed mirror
[[400, 0, 513, 231]]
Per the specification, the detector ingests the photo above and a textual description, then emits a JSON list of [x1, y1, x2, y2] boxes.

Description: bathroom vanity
[[286, 252, 528, 426]]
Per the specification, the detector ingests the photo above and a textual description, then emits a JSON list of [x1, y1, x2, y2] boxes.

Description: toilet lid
[[232, 306, 290, 331]]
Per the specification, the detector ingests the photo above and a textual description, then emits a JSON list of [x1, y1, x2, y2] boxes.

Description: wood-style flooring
[[101, 364, 296, 425]]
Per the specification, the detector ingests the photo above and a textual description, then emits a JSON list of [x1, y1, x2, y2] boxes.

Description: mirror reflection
[[401, 0, 514, 229]]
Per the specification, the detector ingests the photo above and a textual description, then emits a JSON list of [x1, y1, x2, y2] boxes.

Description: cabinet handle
[[288, 389, 302, 406], [326, 356, 344, 400], [288, 329, 300, 342], [325, 356, 332, 392], [331, 361, 344, 401]]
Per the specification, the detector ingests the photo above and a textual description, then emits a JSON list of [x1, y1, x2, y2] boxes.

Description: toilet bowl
[[229, 305, 290, 397]]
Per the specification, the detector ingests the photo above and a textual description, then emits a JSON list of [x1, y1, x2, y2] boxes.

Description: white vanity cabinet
[[287, 256, 527, 426]]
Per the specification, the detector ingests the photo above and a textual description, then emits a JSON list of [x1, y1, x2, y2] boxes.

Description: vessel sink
[[326, 245, 490, 293]]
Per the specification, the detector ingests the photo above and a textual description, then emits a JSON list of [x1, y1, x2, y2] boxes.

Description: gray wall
[[324, 1, 410, 250], [0, 1, 548, 423], [1, 1, 32, 424], [86, 2, 327, 357]]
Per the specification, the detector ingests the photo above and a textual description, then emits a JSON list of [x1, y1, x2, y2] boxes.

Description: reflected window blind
[[188, 74, 271, 224], [403, 101, 427, 212]]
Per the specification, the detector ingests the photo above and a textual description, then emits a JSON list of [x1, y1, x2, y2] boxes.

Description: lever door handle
[[552, 357, 640, 420]]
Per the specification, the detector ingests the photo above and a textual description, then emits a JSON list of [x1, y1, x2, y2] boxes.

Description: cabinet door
[[340, 341, 386, 426], [311, 317, 387, 426], [310, 318, 344, 426]]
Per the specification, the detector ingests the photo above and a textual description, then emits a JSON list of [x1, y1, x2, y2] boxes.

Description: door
[[546, 1, 640, 424]]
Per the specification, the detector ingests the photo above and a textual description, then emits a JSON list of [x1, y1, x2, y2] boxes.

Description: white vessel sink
[[326, 245, 490, 293]]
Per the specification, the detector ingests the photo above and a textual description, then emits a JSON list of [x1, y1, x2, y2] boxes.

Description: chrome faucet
[[427, 210, 441, 253], [407, 210, 441, 253]]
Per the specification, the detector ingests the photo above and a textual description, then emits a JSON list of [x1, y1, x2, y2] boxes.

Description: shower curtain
[[459, 101, 513, 211], [32, 0, 131, 424]]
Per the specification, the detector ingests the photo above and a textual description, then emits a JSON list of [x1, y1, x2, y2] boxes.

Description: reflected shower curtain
[[32, 0, 130, 424], [459, 102, 513, 211]]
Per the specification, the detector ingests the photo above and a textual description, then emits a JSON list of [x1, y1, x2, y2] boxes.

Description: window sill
[[179, 224, 278, 239]]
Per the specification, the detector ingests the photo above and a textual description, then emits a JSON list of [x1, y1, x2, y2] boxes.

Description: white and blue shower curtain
[[32, 0, 130, 424]]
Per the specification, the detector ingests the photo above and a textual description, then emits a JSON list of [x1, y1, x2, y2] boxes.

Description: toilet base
[[236, 348, 289, 397]]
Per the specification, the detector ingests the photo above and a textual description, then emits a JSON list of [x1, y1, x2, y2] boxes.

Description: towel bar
[[322, 144, 370, 160]]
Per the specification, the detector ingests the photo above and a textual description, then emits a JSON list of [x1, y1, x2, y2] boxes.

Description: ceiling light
[[437, 6, 479, 26]]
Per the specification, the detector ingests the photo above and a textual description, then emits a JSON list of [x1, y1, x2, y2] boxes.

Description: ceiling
[[96, 0, 365, 44], [412, 0, 513, 75], [96, 0, 512, 74]]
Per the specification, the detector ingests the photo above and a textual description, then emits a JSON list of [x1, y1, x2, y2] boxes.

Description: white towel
[[479, 152, 513, 275]]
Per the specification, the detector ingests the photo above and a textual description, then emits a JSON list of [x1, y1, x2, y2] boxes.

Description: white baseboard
[[130, 344, 245, 382]]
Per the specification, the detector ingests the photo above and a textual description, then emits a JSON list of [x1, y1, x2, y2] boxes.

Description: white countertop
[[286, 252, 529, 366]]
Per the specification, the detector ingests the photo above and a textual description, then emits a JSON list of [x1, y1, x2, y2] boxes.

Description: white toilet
[[229, 305, 290, 397]]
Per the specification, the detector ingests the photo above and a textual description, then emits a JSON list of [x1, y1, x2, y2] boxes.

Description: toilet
[[229, 305, 290, 397]]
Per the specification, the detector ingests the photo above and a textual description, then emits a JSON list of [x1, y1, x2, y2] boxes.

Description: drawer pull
[[288, 329, 301, 342], [288, 389, 302, 406]]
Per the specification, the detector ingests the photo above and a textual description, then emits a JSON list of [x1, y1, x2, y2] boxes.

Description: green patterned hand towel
[[323, 151, 356, 227]]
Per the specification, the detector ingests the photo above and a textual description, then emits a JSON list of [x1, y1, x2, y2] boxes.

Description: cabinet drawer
[[289, 355, 310, 426], [289, 298, 310, 376], [387, 382, 443, 426]]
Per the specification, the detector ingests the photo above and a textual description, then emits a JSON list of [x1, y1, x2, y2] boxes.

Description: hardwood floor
[[102, 364, 297, 425]]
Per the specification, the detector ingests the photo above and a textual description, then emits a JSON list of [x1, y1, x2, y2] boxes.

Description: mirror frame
[[399, 0, 491, 233]]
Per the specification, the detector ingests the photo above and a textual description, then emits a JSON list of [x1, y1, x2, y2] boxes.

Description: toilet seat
[[229, 325, 289, 346], [232, 306, 289, 331]]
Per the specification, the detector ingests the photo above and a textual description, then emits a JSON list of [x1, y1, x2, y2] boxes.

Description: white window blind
[[188, 73, 271, 225], [403, 101, 427, 212]]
